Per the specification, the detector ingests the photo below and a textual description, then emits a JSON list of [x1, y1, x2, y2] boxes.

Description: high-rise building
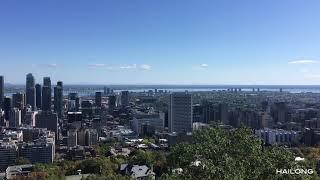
[[273, 102, 288, 123], [43, 77, 51, 88], [202, 100, 215, 123], [26, 73, 36, 110], [0, 76, 4, 108], [121, 91, 129, 107], [95, 92, 102, 107], [103, 87, 107, 95], [9, 108, 21, 128], [42, 86, 51, 111], [35, 84, 42, 109], [168, 93, 193, 133], [57, 81, 62, 87], [54, 81, 63, 117], [81, 100, 93, 118], [3, 97, 11, 122], [192, 104, 202, 123], [108, 95, 116, 113], [12, 93, 24, 110], [42, 77, 52, 112], [12, 92, 25, 110]]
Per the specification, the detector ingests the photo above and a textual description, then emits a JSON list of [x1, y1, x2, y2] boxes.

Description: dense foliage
[[166, 127, 318, 179]]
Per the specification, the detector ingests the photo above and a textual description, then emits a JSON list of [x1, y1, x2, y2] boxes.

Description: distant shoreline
[[4, 84, 320, 88]]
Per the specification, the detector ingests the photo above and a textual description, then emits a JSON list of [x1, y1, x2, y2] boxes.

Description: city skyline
[[1, 1, 320, 85], [1, 1, 320, 179]]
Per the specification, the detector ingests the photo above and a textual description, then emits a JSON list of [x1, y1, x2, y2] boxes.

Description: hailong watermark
[[276, 169, 314, 175]]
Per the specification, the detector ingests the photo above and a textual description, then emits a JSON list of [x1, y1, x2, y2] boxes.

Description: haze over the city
[[1, 0, 320, 85]]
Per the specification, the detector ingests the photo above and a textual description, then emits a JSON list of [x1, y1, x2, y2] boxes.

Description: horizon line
[[4, 83, 320, 87]]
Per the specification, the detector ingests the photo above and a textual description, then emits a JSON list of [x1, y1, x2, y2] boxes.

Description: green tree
[[77, 158, 102, 174], [95, 143, 112, 157], [15, 157, 31, 165], [167, 127, 317, 180], [129, 149, 154, 166], [33, 163, 65, 180]]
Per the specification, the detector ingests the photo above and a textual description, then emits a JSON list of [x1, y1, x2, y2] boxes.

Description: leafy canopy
[[168, 127, 316, 180]]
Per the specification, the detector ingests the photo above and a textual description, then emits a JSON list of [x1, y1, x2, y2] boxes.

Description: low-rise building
[[255, 128, 300, 145], [120, 164, 155, 180]]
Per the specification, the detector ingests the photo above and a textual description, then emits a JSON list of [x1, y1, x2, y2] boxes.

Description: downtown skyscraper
[[26, 73, 36, 110], [35, 84, 42, 109], [95, 92, 102, 108], [42, 77, 52, 111], [54, 81, 63, 117], [3, 97, 11, 122], [12, 92, 25, 110], [0, 76, 3, 108], [121, 91, 129, 107]]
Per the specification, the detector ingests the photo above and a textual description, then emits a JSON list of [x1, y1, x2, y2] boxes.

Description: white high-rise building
[[169, 93, 193, 133], [9, 108, 21, 128]]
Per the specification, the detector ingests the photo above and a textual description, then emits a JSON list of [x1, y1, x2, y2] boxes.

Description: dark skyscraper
[[12, 92, 25, 110], [95, 92, 102, 107], [0, 76, 4, 108], [274, 102, 288, 123], [57, 81, 63, 87], [54, 81, 63, 117], [81, 100, 93, 118], [202, 100, 215, 124], [108, 95, 116, 113], [3, 97, 11, 121], [103, 87, 107, 96], [42, 86, 51, 111], [26, 73, 36, 110], [42, 77, 52, 111], [43, 77, 51, 88], [121, 91, 129, 107], [35, 84, 42, 109]]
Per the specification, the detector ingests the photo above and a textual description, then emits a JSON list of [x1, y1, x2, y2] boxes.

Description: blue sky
[[1, 0, 320, 85]]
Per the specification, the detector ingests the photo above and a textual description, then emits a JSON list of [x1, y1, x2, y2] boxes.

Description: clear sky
[[1, 0, 320, 85]]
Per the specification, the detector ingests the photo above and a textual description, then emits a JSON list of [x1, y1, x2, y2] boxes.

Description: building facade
[[168, 93, 193, 133]]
